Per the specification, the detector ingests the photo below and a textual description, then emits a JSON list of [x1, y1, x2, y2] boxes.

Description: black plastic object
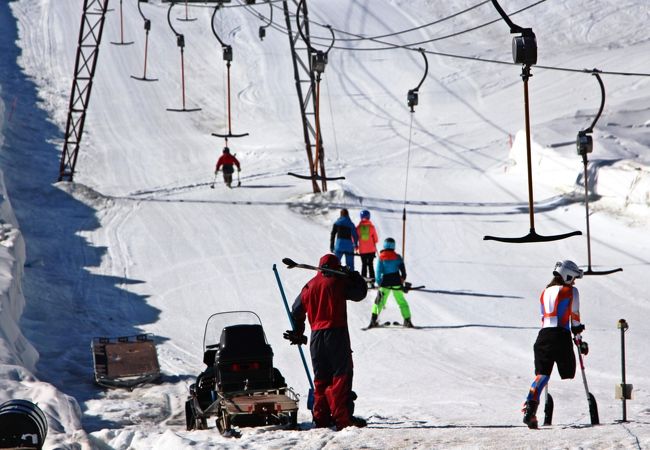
[[407, 48, 428, 112], [0, 399, 48, 449]]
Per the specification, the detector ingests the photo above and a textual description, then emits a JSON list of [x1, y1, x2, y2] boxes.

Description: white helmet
[[553, 260, 583, 283]]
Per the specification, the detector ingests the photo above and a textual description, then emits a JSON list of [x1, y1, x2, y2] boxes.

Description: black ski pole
[[574, 336, 600, 425], [211, 171, 218, 189], [282, 257, 348, 277], [273, 264, 315, 410]]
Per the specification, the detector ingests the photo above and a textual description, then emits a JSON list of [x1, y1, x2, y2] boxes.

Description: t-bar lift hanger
[[483, 0, 581, 243], [131, 0, 158, 82], [576, 70, 622, 276], [166, 1, 201, 112], [210, 3, 250, 145]]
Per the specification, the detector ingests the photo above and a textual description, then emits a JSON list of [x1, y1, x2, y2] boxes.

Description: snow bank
[[0, 169, 37, 379], [508, 129, 649, 218], [0, 87, 89, 450]]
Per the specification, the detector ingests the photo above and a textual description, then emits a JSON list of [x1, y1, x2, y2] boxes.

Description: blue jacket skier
[[367, 238, 413, 328], [329, 209, 359, 270]]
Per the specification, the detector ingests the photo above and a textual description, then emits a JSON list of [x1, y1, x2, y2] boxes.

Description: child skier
[[367, 237, 413, 328], [522, 260, 588, 429], [214, 147, 241, 188], [356, 210, 379, 287]]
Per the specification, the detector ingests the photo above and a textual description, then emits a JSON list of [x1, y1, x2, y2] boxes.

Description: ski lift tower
[[282, 0, 328, 193], [58, 0, 110, 181]]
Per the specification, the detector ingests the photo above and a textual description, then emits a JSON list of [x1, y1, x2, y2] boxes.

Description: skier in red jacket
[[214, 147, 241, 188], [285, 253, 368, 430]]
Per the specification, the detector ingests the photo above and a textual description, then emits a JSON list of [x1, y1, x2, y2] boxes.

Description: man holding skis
[[284, 253, 368, 430]]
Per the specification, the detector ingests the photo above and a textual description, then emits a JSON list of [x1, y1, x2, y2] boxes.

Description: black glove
[[283, 330, 307, 346], [578, 340, 589, 355], [403, 281, 412, 293], [571, 324, 585, 335]]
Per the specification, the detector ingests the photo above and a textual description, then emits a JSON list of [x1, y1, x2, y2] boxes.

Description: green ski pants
[[372, 286, 411, 320]]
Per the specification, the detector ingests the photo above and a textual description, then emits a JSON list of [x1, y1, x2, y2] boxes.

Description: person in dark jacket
[[330, 209, 359, 270], [214, 147, 241, 188], [284, 253, 368, 430]]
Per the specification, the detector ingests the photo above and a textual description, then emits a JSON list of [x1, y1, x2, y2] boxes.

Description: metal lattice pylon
[[282, 0, 327, 193], [58, 0, 110, 182]]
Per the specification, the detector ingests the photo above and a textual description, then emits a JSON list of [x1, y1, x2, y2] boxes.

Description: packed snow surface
[[0, 0, 649, 448]]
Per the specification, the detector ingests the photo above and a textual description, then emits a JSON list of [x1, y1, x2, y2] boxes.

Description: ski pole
[[211, 171, 218, 189], [237, 169, 241, 187], [282, 257, 348, 277], [574, 336, 600, 425], [273, 264, 315, 410]]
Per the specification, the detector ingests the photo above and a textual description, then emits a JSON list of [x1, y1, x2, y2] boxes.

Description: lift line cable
[[264, 0, 542, 45], [242, 2, 650, 77]]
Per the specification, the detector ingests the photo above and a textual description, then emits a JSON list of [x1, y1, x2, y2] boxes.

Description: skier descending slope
[[367, 238, 414, 328], [522, 260, 587, 429], [284, 254, 368, 430]]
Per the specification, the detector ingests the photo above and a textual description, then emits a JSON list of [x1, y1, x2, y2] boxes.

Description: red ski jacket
[[215, 153, 240, 171], [291, 254, 367, 332], [356, 218, 378, 255]]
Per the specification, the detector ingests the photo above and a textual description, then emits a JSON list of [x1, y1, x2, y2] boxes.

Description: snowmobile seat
[[215, 324, 274, 392], [203, 344, 220, 367]]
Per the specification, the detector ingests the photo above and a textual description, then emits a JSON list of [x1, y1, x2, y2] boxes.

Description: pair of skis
[[210, 170, 241, 189], [542, 337, 599, 426]]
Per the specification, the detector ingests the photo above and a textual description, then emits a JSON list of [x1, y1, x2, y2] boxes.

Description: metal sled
[[91, 334, 161, 389]]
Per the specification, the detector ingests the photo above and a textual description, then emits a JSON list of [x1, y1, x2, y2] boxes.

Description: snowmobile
[[185, 311, 299, 436]]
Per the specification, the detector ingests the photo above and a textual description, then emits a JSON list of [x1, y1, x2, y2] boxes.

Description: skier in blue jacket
[[330, 209, 359, 270]]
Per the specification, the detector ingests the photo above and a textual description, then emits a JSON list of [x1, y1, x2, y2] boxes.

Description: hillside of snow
[[1, 0, 649, 448]]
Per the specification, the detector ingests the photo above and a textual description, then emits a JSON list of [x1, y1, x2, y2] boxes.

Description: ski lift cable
[[324, 75, 340, 162], [265, 0, 495, 43], [265, 0, 543, 46], [244, 4, 650, 77]]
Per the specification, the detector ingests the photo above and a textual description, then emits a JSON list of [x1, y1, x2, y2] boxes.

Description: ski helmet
[[360, 210, 370, 220], [383, 237, 396, 250], [553, 260, 583, 284], [223, 147, 230, 154]]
